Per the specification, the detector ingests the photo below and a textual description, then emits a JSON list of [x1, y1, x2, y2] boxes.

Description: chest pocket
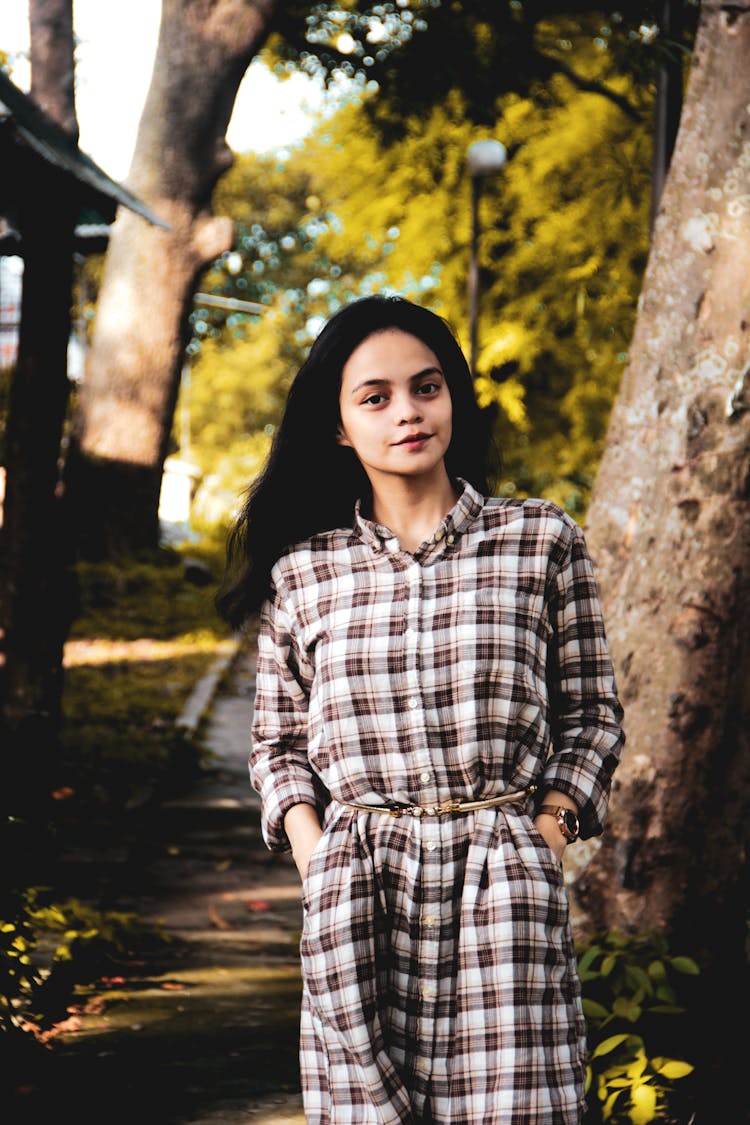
[[471, 585, 550, 640]]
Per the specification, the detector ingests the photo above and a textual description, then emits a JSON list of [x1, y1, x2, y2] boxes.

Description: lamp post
[[467, 139, 507, 376]]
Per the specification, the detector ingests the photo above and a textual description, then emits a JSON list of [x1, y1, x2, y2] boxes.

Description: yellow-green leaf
[[582, 999, 610, 1019], [670, 956, 700, 975], [656, 1059, 694, 1080], [592, 1033, 631, 1059], [630, 1082, 657, 1124]]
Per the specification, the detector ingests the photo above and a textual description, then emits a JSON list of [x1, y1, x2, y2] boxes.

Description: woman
[[217, 294, 625, 1125]]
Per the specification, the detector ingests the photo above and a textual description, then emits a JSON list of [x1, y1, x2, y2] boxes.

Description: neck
[[369, 466, 460, 552]]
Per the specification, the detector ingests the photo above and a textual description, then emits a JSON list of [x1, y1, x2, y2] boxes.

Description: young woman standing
[[217, 294, 625, 1125]]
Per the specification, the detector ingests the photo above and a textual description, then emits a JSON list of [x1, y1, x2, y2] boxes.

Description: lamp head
[[467, 139, 507, 177]]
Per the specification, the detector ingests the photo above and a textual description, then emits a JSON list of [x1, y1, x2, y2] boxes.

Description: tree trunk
[[66, 0, 278, 559], [571, 4, 750, 1116], [1, 0, 78, 827], [1, 194, 78, 799], [29, 0, 78, 139]]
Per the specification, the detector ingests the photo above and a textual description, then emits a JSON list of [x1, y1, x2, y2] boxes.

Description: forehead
[[341, 328, 441, 385]]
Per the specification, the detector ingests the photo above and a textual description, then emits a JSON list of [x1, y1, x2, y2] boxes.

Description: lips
[[397, 432, 431, 445]]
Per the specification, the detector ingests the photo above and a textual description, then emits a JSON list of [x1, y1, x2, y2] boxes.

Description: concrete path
[[13, 640, 307, 1125]]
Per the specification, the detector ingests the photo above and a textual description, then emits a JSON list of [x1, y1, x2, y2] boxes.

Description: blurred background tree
[[181, 5, 683, 526], [67, 1, 697, 556]]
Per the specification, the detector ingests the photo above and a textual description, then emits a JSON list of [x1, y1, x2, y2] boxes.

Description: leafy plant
[[578, 929, 699, 1124], [1, 886, 168, 1039], [0, 890, 42, 1031]]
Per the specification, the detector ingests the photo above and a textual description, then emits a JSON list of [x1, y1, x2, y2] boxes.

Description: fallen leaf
[[51, 786, 75, 801], [84, 997, 108, 1014], [244, 900, 270, 912], [160, 981, 185, 991], [209, 903, 233, 930], [41, 1015, 82, 1040]]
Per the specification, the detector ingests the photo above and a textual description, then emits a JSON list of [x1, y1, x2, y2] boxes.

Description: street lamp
[[467, 139, 507, 376]]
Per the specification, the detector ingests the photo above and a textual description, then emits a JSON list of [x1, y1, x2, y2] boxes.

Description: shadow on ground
[[6, 645, 307, 1125]]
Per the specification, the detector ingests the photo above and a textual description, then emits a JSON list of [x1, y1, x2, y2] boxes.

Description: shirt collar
[[353, 477, 485, 556]]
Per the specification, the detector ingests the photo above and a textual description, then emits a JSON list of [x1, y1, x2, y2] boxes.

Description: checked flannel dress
[[249, 478, 625, 1125]]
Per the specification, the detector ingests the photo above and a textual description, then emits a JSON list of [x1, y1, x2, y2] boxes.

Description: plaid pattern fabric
[[250, 479, 625, 1124]]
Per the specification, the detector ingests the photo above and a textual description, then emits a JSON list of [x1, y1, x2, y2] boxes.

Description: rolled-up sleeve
[[541, 521, 625, 839], [250, 576, 321, 852]]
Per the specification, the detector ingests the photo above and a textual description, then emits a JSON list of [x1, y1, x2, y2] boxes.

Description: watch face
[[561, 809, 579, 839]]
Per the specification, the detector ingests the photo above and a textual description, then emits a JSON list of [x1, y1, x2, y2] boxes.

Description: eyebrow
[[349, 366, 444, 396]]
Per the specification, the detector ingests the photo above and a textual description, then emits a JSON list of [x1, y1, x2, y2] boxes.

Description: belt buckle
[[410, 801, 455, 817]]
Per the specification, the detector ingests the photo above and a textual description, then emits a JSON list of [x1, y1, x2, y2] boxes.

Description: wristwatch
[[538, 804, 580, 844]]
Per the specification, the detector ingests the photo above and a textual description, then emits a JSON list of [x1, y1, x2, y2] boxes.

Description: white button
[[420, 771, 431, 783], [421, 983, 437, 1000], [434, 529, 444, 541], [405, 627, 416, 638], [408, 698, 418, 709], [426, 841, 437, 852], [423, 913, 438, 925], [446, 533, 455, 544]]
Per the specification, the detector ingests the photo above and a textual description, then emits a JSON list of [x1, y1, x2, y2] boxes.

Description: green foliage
[[578, 930, 699, 1124], [303, 47, 655, 515], [0, 892, 42, 1026], [187, 32, 656, 521], [268, 1, 698, 132], [1, 887, 167, 1038]]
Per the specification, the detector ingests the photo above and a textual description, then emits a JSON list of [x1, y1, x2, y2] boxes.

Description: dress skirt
[[297, 800, 587, 1125]]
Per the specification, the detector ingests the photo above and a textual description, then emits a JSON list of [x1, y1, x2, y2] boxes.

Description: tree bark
[[571, 4, 750, 1115], [29, 0, 78, 139], [66, 0, 278, 559]]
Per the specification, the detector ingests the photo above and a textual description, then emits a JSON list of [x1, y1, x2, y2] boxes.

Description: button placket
[[403, 562, 433, 800], [415, 824, 442, 1083]]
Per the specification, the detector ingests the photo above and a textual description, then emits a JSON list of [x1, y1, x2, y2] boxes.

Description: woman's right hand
[[284, 802, 324, 881]]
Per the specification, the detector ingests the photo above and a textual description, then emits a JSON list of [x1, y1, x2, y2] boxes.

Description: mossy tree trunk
[[570, 5, 750, 1117], [65, 0, 278, 559]]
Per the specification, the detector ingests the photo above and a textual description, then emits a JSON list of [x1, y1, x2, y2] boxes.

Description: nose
[[396, 394, 423, 425]]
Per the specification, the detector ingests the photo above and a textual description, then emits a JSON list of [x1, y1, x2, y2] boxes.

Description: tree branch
[[535, 50, 643, 121]]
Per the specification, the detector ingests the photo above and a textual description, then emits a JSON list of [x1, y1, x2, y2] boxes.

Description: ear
[[336, 424, 352, 448]]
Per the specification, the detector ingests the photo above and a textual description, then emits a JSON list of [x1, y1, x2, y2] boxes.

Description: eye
[[417, 381, 441, 395], [363, 392, 387, 405]]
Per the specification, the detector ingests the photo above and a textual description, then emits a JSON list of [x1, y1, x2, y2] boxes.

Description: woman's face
[[337, 328, 453, 490]]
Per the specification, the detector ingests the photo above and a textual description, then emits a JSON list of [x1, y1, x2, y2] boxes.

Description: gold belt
[[334, 785, 536, 819]]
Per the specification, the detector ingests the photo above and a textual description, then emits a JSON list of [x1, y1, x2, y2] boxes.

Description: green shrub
[[71, 546, 229, 642], [1, 887, 168, 1039], [579, 929, 699, 1124]]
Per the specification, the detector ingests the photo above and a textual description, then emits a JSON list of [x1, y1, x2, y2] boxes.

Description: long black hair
[[216, 294, 500, 628]]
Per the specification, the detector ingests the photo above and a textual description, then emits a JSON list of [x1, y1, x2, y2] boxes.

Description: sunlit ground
[[63, 636, 236, 666]]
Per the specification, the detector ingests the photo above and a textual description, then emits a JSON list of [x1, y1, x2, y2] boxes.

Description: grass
[[57, 539, 237, 833]]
